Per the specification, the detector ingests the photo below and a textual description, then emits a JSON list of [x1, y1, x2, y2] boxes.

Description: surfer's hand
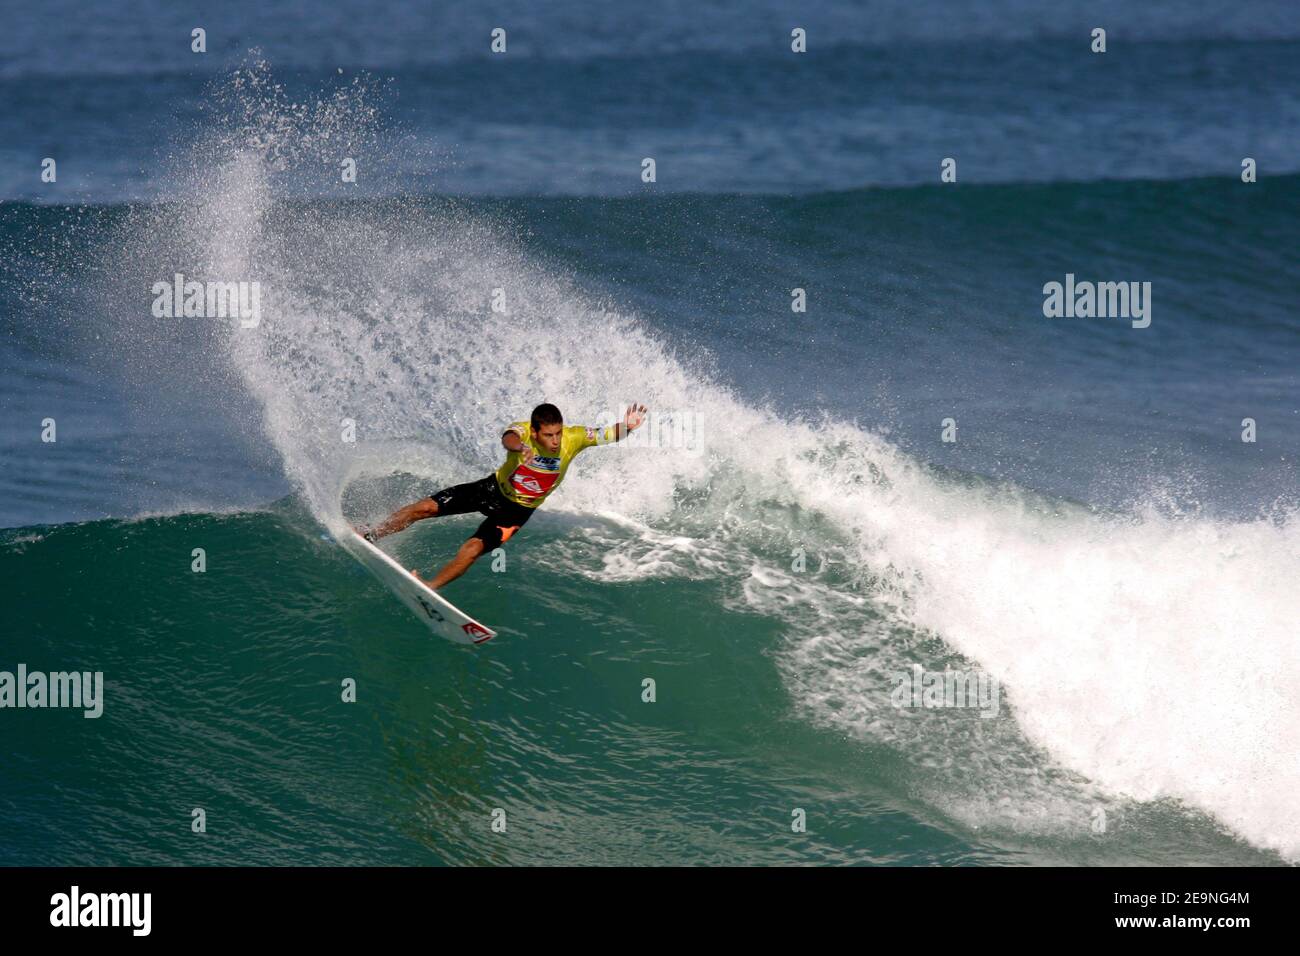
[[503, 429, 535, 465], [624, 403, 648, 432]]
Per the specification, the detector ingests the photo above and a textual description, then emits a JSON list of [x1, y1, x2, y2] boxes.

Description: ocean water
[[1, 1, 1297, 865]]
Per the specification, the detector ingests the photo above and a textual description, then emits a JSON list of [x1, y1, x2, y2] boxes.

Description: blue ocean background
[[1, 1, 1297, 865]]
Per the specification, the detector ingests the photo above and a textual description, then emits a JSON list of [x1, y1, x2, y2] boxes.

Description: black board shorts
[[430, 474, 535, 550]]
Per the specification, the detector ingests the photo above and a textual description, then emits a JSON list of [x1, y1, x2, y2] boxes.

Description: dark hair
[[531, 403, 563, 430]]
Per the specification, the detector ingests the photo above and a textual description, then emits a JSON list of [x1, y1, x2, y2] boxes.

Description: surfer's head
[[530, 403, 564, 454]]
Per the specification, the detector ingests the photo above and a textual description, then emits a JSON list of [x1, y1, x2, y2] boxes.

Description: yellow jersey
[[494, 421, 615, 508]]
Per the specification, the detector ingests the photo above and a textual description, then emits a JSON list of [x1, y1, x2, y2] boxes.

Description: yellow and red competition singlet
[[494, 421, 615, 507]]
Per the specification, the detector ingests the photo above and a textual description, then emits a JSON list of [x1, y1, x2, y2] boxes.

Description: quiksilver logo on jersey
[[514, 475, 544, 494], [510, 461, 559, 496]]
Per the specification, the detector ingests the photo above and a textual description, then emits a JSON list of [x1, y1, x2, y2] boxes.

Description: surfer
[[362, 402, 648, 589]]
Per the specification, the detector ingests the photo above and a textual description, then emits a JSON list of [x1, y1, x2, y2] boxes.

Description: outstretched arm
[[616, 403, 648, 441], [608, 403, 647, 442]]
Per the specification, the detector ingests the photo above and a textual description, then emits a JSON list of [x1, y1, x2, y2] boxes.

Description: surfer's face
[[534, 422, 563, 454]]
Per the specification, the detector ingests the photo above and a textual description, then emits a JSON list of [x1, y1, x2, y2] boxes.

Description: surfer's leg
[[370, 497, 439, 539], [427, 536, 486, 590], [370, 475, 496, 539], [424, 508, 530, 588]]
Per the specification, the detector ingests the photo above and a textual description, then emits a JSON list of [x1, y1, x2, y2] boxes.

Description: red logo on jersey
[[509, 463, 559, 497]]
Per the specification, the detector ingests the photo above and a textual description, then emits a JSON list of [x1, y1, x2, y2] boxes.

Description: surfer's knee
[[409, 497, 439, 519]]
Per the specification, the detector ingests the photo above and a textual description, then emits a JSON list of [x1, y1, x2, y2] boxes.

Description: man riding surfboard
[[363, 402, 648, 589]]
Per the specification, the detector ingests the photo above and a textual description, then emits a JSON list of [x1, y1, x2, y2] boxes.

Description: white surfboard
[[340, 530, 497, 644]]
